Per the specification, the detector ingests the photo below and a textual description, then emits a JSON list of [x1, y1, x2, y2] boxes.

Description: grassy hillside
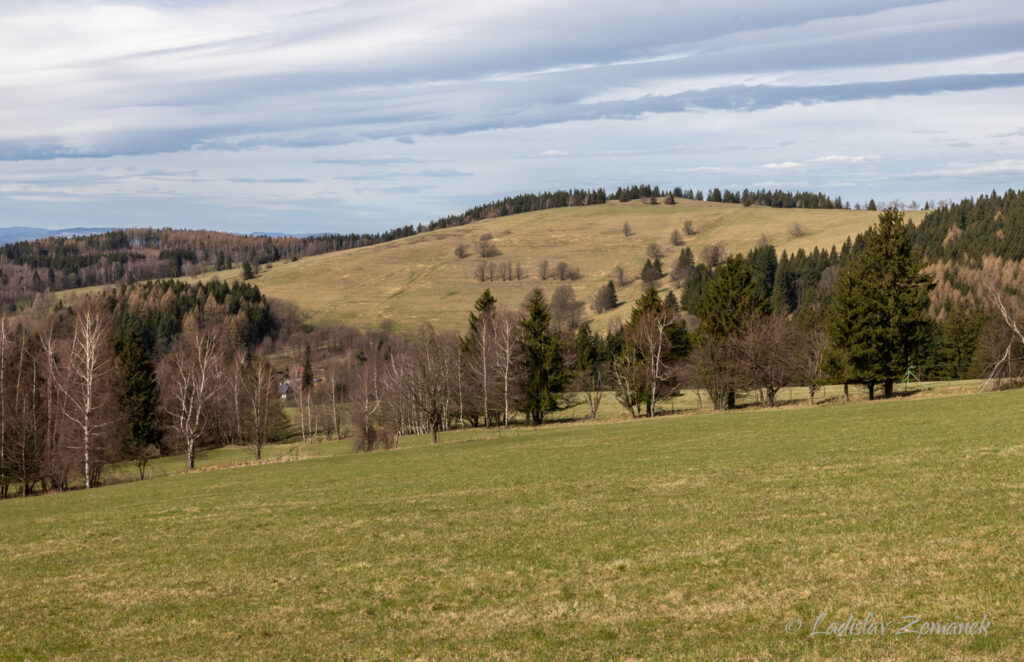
[[1, 388, 1020, 660], [152, 199, 920, 333]]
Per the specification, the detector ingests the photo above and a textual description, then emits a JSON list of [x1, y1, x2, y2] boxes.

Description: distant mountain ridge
[[0, 226, 313, 245], [0, 226, 116, 245]]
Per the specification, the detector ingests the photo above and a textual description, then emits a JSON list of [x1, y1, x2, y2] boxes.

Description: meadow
[[52, 200, 923, 333], [1, 386, 1021, 660]]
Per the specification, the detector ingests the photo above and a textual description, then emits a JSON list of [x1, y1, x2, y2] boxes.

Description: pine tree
[[302, 344, 313, 390], [770, 250, 795, 313], [518, 290, 566, 425], [678, 263, 712, 313], [695, 255, 762, 409], [467, 289, 497, 339], [939, 303, 983, 379], [641, 259, 661, 285], [663, 290, 679, 312], [241, 261, 254, 280], [824, 208, 934, 398], [116, 325, 162, 475], [697, 255, 762, 343], [630, 287, 663, 325], [747, 243, 778, 302]]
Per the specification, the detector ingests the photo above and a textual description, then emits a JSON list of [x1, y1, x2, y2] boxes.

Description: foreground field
[[1, 389, 1022, 660]]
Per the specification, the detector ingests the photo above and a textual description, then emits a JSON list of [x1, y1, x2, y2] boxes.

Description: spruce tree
[[824, 208, 933, 398], [605, 280, 618, 309], [302, 344, 313, 390], [468, 289, 497, 336], [518, 290, 566, 425], [696, 255, 762, 342], [116, 325, 163, 473], [630, 286, 664, 325], [747, 243, 778, 302], [939, 303, 983, 379], [695, 255, 762, 409], [663, 290, 680, 312]]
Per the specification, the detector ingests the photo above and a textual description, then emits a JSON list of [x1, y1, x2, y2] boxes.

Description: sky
[[1, 1, 1023, 235]]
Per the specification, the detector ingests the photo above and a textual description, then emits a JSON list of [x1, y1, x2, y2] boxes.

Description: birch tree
[[492, 309, 522, 427], [240, 354, 279, 459], [161, 325, 222, 471], [53, 301, 114, 489], [406, 326, 452, 444], [982, 281, 1024, 389]]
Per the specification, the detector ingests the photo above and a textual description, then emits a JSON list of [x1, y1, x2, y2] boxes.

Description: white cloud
[[0, 1, 1023, 232]]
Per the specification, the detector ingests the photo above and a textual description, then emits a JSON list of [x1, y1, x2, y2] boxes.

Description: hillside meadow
[[51, 200, 924, 333], [1, 387, 1021, 660]]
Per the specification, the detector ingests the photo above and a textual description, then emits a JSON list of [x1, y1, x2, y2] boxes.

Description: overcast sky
[[1, 1, 1023, 234]]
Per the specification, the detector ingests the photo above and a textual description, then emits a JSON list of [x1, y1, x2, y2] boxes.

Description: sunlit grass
[[1, 385, 1020, 660]]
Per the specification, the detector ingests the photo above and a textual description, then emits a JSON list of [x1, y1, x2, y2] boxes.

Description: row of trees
[[612, 185, 854, 209]]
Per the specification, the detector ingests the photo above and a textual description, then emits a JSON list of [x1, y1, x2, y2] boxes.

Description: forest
[[4, 188, 1024, 498], [5, 194, 1024, 499]]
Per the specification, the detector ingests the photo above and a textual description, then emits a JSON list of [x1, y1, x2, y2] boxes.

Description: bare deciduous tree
[[796, 327, 828, 405], [492, 310, 522, 427], [406, 326, 454, 444], [161, 324, 222, 471], [550, 285, 585, 333], [614, 264, 628, 287], [240, 354, 280, 459], [731, 313, 798, 407], [982, 281, 1024, 390], [52, 301, 115, 488], [699, 242, 726, 267], [478, 236, 500, 258]]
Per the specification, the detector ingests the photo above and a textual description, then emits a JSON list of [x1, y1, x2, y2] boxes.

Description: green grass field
[[2, 387, 1021, 660], [52, 200, 924, 333]]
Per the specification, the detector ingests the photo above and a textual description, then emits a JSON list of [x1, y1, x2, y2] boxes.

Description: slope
[[222, 199, 922, 332]]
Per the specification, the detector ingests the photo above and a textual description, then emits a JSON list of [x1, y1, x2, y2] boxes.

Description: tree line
[[613, 185, 853, 209]]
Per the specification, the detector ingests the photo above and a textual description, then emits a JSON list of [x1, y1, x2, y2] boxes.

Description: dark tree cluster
[[424, 188, 608, 232], [613, 185, 851, 209], [909, 188, 1024, 262]]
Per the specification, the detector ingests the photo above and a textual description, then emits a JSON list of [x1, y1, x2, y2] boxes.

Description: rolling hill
[[190, 199, 923, 332], [49, 199, 924, 332]]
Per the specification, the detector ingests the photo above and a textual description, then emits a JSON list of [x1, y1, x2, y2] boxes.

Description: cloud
[[0, 0, 1022, 232]]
